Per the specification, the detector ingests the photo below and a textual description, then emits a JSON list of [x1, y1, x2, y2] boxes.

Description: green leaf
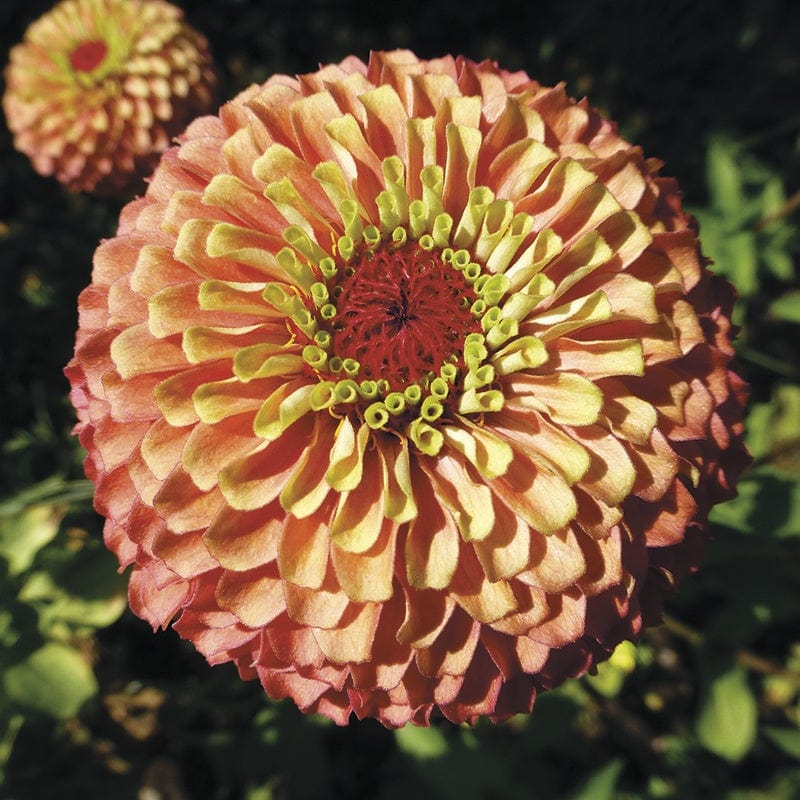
[[769, 292, 800, 324], [763, 726, 800, 759], [20, 568, 127, 631], [2, 642, 98, 719], [566, 758, 624, 800], [0, 504, 63, 575], [19, 535, 128, 632], [395, 725, 449, 760], [696, 664, 758, 762], [721, 230, 759, 297], [706, 137, 744, 215], [710, 467, 800, 538], [743, 401, 776, 461], [763, 247, 795, 284]]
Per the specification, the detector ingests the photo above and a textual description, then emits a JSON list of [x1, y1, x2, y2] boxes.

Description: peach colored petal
[[283, 567, 349, 630], [397, 587, 456, 649], [277, 497, 335, 590], [216, 566, 285, 628], [416, 609, 480, 679], [489, 448, 577, 535], [312, 601, 382, 665], [128, 565, 190, 630], [521, 526, 587, 594], [331, 519, 398, 603], [528, 587, 587, 648], [424, 452, 495, 542], [182, 413, 262, 492], [153, 467, 224, 534], [330, 447, 387, 553], [217, 415, 314, 510], [450, 545, 517, 624], [204, 501, 283, 572], [405, 469, 460, 590], [472, 498, 531, 582]]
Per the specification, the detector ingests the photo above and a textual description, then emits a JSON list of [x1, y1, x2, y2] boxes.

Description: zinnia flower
[[3, 0, 216, 194], [66, 51, 749, 726]]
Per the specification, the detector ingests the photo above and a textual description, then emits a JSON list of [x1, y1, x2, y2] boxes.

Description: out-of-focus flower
[[66, 51, 749, 726], [2, 0, 216, 194]]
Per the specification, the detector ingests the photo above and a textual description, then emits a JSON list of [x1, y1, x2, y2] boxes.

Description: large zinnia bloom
[[3, 0, 216, 194], [66, 51, 749, 726]]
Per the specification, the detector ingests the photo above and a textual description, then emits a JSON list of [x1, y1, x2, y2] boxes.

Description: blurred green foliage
[[2, 0, 800, 797]]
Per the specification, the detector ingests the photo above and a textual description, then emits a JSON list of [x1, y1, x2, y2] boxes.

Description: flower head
[[3, 0, 216, 194], [66, 51, 749, 726]]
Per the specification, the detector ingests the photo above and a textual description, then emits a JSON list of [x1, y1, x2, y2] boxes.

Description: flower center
[[69, 40, 108, 73], [331, 245, 480, 389]]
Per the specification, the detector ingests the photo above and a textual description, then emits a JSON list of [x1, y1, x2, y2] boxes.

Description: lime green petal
[[204, 220, 286, 279], [442, 420, 513, 480], [233, 343, 304, 382], [282, 225, 330, 268], [407, 418, 444, 456], [548, 230, 613, 300], [193, 376, 275, 424], [473, 199, 514, 263], [253, 380, 317, 441], [442, 123, 482, 217], [500, 273, 556, 322], [452, 186, 494, 249], [485, 212, 535, 274], [379, 154, 410, 220], [504, 228, 563, 291], [457, 388, 504, 415], [198, 280, 276, 317], [326, 416, 370, 492], [491, 334, 548, 376], [378, 435, 418, 524], [529, 290, 613, 342], [406, 117, 437, 200], [183, 324, 270, 364], [312, 160, 359, 211], [265, 180, 331, 243], [553, 338, 645, 379]]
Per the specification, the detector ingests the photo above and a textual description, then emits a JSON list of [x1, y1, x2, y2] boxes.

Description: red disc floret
[[331, 245, 481, 388], [69, 40, 108, 72]]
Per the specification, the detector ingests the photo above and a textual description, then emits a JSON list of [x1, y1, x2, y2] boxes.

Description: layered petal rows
[[66, 51, 749, 726], [3, 0, 216, 193]]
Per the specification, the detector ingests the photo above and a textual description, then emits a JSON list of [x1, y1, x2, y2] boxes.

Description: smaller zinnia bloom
[[2, 0, 216, 194]]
